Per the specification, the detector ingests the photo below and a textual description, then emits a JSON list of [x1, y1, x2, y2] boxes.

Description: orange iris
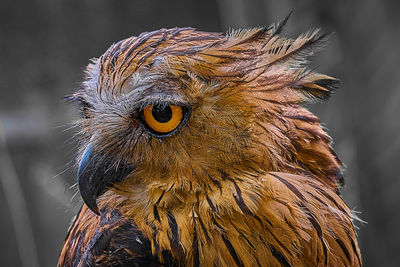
[[143, 104, 183, 134]]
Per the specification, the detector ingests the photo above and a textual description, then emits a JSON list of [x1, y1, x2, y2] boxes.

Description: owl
[[58, 18, 362, 267]]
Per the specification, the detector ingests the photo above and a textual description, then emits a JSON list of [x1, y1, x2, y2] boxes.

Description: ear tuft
[[63, 94, 77, 103], [298, 75, 339, 101], [184, 17, 338, 104], [272, 10, 293, 36], [64, 92, 93, 110]]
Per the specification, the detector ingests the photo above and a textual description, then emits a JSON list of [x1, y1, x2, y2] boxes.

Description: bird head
[[68, 21, 342, 215]]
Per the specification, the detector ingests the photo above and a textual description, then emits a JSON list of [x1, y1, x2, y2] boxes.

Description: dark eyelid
[[137, 100, 189, 112]]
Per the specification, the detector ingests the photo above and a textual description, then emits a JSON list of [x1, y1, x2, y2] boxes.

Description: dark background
[[1, 0, 399, 266]]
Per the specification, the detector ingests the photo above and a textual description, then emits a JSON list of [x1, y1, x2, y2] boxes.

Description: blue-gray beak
[[77, 143, 134, 215]]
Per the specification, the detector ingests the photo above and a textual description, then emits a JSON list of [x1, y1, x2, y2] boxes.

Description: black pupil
[[152, 105, 172, 123]]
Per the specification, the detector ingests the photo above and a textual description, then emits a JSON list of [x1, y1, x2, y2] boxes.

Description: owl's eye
[[141, 104, 184, 136]]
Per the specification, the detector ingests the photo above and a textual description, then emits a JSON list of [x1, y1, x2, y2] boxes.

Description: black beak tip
[[79, 185, 100, 215], [77, 140, 134, 216]]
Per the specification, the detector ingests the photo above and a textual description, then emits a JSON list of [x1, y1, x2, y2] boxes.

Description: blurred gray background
[[0, 0, 399, 266]]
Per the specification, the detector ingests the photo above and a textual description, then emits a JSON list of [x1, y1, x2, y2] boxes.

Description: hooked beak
[[77, 142, 134, 215]]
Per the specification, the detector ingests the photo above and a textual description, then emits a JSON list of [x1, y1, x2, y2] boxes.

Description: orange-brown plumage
[[59, 21, 361, 266]]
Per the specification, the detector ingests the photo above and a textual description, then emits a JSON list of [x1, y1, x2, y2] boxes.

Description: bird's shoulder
[[57, 205, 175, 267]]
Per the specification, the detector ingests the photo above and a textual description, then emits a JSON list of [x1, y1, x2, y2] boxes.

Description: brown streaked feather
[[58, 203, 177, 267], [60, 23, 362, 267], [59, 171, 360, 266]]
